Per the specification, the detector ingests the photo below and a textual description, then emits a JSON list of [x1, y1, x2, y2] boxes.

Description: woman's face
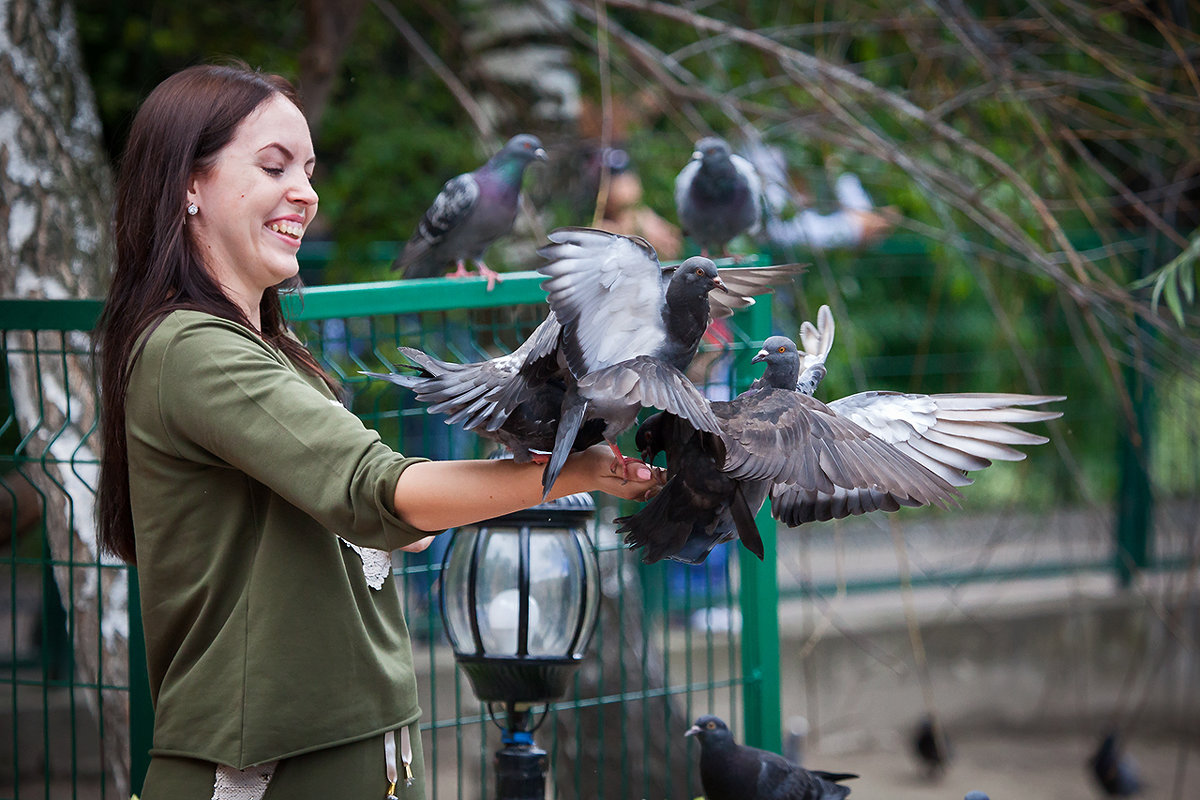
[[187, 93, 318, 319]]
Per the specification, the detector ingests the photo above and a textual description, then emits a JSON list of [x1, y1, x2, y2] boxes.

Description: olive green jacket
[[126, 310, 435, 768]]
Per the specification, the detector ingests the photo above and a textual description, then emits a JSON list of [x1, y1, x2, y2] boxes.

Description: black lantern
[[439, 490, 600, 799]]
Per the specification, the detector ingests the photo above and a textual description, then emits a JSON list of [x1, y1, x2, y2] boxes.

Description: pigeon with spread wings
[[362, 312, 606, 463], [535, 227, 803, 499], [618, 335, 958, 564], [770, 305, 1065, 525]]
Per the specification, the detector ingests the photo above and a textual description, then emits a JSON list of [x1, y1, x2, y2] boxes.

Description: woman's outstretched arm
[[393, 444, 663, 534]]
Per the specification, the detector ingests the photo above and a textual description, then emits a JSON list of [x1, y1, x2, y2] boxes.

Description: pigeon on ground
[[963, 793, 990, 800], [362, 312, 604, 463], [535, 227, 803, 499], [686, 715, 857, 800], [394, 134, 547, 289], [913, 715, 952, 779], [618, 335, 959, 564], [1090, 731, 1142, 796], [675, 137, 763, 257], [769, 305, 1065, 526]]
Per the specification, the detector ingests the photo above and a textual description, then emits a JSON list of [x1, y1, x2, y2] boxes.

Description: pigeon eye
[[706, 721, 716, 729], [695, 268, 705, 276], [777, 346, 786, 353]]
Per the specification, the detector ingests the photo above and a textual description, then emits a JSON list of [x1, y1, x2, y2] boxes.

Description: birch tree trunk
[[0, 0, 127, 794]]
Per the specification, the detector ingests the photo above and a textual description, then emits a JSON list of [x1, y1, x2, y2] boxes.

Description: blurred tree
[[0, 0, 129, 794]]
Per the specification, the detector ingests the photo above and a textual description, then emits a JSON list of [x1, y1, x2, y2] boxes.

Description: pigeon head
[[497, 134, 548, 164], [487, 134, 548, 185], [752, 335, 801, 389], [691, 136, 733, 166], [670, 256, 727, 296], [634, 411, 667, 464], [685, 715, 736, 749]]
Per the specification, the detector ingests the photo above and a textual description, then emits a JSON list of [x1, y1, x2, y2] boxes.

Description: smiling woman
[[92, 62, 661, 800]]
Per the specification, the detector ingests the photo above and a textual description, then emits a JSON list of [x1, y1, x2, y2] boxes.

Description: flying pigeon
[[535, 227, 804, 499], [769, 306, 1065, 525], [674, 136, 763, 257], [1090, 731, 1142, 796], [362, 312, 604, 463], [393, 134, 547, 289], [618, 335, 959, 564], [912, 715, 952, 779], [685, 715, 857, 800]]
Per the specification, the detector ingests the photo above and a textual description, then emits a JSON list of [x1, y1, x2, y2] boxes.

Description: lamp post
[[440, 491, 600, 800]]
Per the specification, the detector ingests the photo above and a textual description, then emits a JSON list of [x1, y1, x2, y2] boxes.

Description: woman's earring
[[187, 203, 198, 216]]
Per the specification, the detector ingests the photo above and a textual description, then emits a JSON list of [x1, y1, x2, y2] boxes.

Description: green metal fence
[[1, 268, 779, 800]]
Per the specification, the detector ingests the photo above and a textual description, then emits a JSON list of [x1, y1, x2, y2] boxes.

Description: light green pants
[[140, 721, 426, 800]]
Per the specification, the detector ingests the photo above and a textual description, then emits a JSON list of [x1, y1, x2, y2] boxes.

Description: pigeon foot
[[606, 442, 639, 482]]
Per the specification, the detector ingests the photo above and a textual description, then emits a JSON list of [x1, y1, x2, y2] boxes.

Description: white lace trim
[[341, 538, 393, 590], [212, 761, 276, 800]]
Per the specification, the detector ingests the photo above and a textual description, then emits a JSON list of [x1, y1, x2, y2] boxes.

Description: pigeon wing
[[718, 389, 959, 507], [673, 158, 701, 235], [730, 152, 764, 236], [396, 173, 480, 275], [575, 355, 722, 437], [828, 391, 1064, 487], [537, 227, 670, 377], [710, 263, 806, 320]]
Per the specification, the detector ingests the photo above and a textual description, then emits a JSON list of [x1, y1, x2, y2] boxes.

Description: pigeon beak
[[712, 276, 729, 293], [685, 725, 701, 738], [691, 150, 702, 161], [533, 147, 548, 162], [751, 348, 768, 363]]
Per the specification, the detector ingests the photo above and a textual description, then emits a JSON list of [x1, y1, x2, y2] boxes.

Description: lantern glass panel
[[476, 526, 524, 655], [441, 528, 477, 654], [526, 532, 582, 656]]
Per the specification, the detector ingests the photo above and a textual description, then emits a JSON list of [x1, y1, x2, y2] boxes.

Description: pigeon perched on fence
[[675, 137, 763, 257], [769, 305, 1065, 526], [361, 312, 603, 463], [618, 335, 958, 564], [394, 134, 546, 289], [535, 227, 803, 499], [686, 715, 857, 800], [1090, 731, 1142, 796]]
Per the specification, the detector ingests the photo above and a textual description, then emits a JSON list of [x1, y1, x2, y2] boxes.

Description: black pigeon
[[686, 715, 856, 800], [769, 306, 1065, 526], [618, 336, 959, 564], [675, 137, 763, 257], [1090, 731, 1142, 796], [394, 134, 547, 288], [362, 312, 604, 463], [535, 227, 803, 499], [912, 715, 951, 779]]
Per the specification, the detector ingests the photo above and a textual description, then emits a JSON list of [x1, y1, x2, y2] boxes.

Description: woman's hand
[[561, 444, 665, 502]]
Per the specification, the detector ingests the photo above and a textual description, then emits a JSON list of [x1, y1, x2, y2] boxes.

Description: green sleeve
[[152, 314, 438, 550]]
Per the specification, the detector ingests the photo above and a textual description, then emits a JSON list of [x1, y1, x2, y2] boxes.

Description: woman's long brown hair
[[96, 63, 335, 564]]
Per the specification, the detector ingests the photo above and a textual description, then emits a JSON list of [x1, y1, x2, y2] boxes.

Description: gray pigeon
[[618, 336, 959, 564], [674, 136, 763, 257], [535, 227, 803, 499], [769, 306, 1065, 525], [686, 715, 856, 800], [394, 134, 547, 288], [361, 312, 604, 463], [1090, 731, 1142, 796]]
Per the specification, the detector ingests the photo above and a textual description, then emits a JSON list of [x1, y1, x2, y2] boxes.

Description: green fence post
[[128, 569, 153, 794], [1114, 324, 1154, 587], [736, 296, 782, 754]]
